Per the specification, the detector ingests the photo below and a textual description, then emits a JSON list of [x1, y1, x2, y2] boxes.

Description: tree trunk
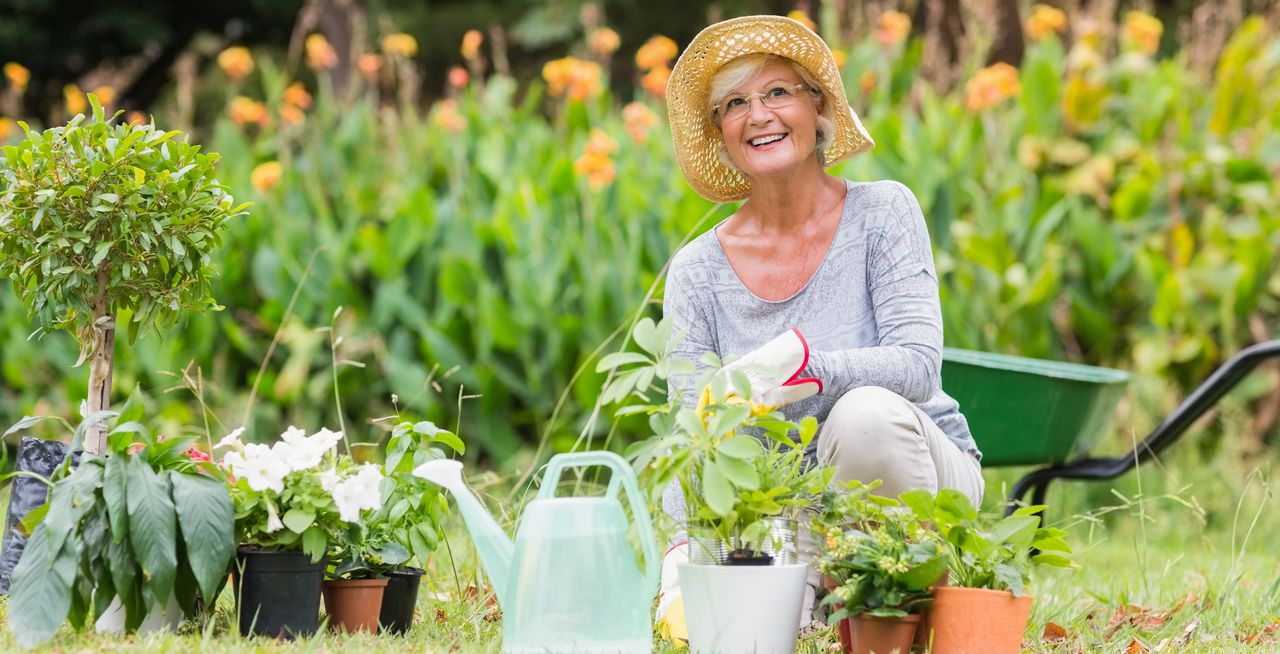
[[987, 0, 1025, 67], [84, 271, 115, 455]]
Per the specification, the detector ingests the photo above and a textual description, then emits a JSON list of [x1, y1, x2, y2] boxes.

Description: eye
[[767, 86, 790, 97], [724, 96, 747, 108]]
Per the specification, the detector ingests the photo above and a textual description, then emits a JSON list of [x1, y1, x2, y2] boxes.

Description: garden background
[[1, 0, 1279, 650]]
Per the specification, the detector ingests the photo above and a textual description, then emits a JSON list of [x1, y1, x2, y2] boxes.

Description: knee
[[817, 386, 920, 463]]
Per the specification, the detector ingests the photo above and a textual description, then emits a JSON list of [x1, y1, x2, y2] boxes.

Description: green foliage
[[5, 410, 233, 647], [0, 95, 248, 351], [814, 481, 947, 619], [376, 419, 463, 569], [899, 489, 1073, 595]]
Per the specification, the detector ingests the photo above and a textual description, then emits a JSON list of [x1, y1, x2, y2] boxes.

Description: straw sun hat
[[666, 15, 874, 203]]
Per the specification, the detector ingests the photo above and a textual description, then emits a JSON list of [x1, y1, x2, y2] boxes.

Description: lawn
[[1, 416, 1275, 653]]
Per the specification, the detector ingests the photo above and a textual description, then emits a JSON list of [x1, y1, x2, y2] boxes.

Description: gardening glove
[[655, 541, 689, 645], [717, 328, 822, 409]]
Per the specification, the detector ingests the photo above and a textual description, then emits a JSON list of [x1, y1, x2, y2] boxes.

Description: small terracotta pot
[[847, 613, 920, 654], [322, 578, 390, 633], [920, 586, 1033, 654], [913, 571, 949, 648]]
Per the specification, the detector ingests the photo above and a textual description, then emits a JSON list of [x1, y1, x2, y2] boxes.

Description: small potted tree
[[813, 481, 947, 654], [900, 489, 1074, 654], [0, 94, 248, 455]]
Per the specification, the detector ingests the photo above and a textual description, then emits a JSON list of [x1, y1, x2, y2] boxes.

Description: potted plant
[[219, 425, 365, 639], [372, 417, 464, 634], [320, 460, 402, 633], [5, 393, 235, 648], [606, 319, 832, 653], [900, 488, 1074, 654], [813, 480, 948, 654]]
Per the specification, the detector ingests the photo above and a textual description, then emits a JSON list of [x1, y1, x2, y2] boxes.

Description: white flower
[[310, 428, 344, 451], [265, 502, 284, 533], [319, 467, 341, 492], [215, 427, 246, 451], [280, 425, 308, 444], [330, 463, 384, 522], [235, 443, 288, 493]]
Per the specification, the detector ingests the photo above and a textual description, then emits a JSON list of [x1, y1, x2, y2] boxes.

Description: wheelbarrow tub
[[942, 348, 1131, 467]]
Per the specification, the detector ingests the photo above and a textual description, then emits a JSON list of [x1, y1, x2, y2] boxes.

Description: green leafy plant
[[813, 480, 947, 619], [605, 318, 832, 561], [0, 94, 248, 453], [375, 418, 464, 570], [899, 489, 1073, 595], [5, 393, 234, 648]]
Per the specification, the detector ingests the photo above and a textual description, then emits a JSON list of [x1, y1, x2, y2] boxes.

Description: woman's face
[[716, 61, 821, 181]]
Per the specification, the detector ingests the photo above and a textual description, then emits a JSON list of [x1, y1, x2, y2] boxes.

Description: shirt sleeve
[[661, 254, 718, 410], [804, 182, 943, 403]]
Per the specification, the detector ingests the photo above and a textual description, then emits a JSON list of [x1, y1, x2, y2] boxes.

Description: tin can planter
[[233, 548, 325, 639], [920, 586, 1033, 654], [323, 578, 389, 633], [379, 567, 425, 634]]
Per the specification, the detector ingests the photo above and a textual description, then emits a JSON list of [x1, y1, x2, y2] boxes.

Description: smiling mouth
[[749, 134, 788, 148]]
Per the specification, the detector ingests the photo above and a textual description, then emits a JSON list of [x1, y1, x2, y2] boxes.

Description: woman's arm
[[804, 183, 943, 403], [662, 258, 718, 409]]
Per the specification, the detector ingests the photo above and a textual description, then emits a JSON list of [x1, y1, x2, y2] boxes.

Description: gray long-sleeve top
[[662, 179, 981, 461]]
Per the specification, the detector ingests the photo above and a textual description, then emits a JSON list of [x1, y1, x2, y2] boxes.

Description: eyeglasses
[[715, 84, 810, 120]]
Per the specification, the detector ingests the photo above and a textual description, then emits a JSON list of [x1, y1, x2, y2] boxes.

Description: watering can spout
[[412, 459, 513, 609]]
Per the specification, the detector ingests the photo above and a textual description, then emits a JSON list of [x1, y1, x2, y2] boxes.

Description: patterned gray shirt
[[662, 179, 981, 461]]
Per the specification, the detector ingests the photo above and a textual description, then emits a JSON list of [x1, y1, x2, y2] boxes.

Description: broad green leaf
[[282, 508, 316, 534], [716, 433, 763, 460], [713, 454, 759, 490], [103, 453, 129, 542], [170, 472, 234, 603], [596, 351, 650, 372], [895, 554, 948, 590], [632, 317, 657, 354], [126, 455, 178, 609], [701, 460, 734, 516], [301, 527, 327, 563], [989, 515, 1040, 548], [8, 527, 77, 648]]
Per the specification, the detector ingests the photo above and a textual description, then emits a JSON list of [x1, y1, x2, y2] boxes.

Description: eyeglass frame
[[714, 83, 813, 121]]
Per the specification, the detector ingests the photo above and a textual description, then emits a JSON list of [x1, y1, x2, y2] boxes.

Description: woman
[[655, 15, 984, 637]]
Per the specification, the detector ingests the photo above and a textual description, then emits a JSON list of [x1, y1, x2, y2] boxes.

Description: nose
[[746, 96, 774, 124]]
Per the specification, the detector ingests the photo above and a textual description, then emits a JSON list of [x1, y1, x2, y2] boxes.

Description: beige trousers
[[799, 385, 984, 621]]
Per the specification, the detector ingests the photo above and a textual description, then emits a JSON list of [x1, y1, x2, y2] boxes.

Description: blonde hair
[[708, 53, 837, 171]]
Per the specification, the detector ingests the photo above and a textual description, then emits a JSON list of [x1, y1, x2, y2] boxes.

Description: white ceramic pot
[[678, 562, 808, 654], [94, 592, 183, 635]]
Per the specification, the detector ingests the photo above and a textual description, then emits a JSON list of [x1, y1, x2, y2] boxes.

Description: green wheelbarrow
[[941, 340, 1280, 514]]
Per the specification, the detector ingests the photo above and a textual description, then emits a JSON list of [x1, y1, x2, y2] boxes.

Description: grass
[[1, 405, 1276, 652]]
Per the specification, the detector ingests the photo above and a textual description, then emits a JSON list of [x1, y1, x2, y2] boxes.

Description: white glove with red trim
[[722, 328, 822, 408], [655, 541, 689, 643]]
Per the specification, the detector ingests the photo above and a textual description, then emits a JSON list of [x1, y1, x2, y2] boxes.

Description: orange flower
[[90, 86, 115, 107], [280, 104, 305, 125], [217, 46, 254, 81], [588, 27, 621, 56], [786, 10, 817, 32], [4, 62, 30, 92], [125, 111, 148, 126], [381, 33, 418, 58], [283, 82, 312, 109], [448, 66, 470, 88], [64, 84, 86, 115], [831, 49, 848, 69], [229, 96, 269, 127], [635, 35, 677, 71], [0, 117, 14, 141], [876, 11, 912, 48], [461, 29, 484, 61], [574, 152, 615, 191], [1122, 11, 1163, 54], [358, 53, 383, 79], [251, 161, 283, 193], [859, 70, 877, 95], [641, 65, 670, 99], [964, 62, 1021, 112], [1025, 4, 1067, 41], [622, 102, 658, 143], [542, 57, 603, 100], [432, 99, 467, 133], [584, 128, 616, 157], [306, 33, 338, 71]]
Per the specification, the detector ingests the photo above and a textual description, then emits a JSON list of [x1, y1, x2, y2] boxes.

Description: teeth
[[750, 134, 786, 146]]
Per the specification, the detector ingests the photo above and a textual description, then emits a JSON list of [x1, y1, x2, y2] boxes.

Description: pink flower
[[184, 447, 213, 463], [127, 443, 146, 455]]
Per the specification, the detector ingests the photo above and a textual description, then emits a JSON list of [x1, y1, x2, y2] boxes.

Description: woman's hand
[[721, 328, 823, 408]]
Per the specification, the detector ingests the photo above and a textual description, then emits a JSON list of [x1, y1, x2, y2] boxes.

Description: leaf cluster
[[229, 462, 343, 564], [0, 94, 248, 350], [899, 488, 1074, 595], [5, 405, 233, 648]]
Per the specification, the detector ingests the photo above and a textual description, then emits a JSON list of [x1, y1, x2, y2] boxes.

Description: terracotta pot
[[847, 613, 920, 654], [913, 571, 949, 648], [919, 586, 1032, 654], [322, 578, 390, 633]]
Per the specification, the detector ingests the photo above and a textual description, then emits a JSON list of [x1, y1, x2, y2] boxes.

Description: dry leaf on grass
[[1105, 605, 1169, 639], [1042, 621, 1071, 642], [1125, 637, 1149, 653], [1240, 618, 1280, 645]]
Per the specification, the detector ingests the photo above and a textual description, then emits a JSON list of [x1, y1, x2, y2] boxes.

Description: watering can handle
[[537, 452, 660, 592]]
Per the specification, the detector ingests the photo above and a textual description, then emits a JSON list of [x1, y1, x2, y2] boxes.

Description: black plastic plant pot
[[379, 566, 425, 635], [233, 548, 325, 639]]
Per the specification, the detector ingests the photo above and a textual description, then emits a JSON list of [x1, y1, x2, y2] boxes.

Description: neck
[[736, 164, 844, 233]]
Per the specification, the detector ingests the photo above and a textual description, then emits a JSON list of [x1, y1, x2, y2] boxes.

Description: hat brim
[[667, 15, 874, 203]]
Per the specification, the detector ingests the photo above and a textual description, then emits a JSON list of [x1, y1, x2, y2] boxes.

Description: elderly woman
[[655, 15, 984, 636]]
